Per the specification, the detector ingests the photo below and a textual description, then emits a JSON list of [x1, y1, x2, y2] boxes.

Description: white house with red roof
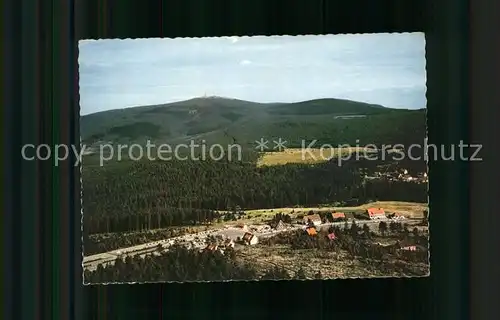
[[365, 208, 386, 220]]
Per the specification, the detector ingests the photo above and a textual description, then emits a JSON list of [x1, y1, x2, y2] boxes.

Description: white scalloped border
[[424, 32, 431, 277], [78, 32, 424, 42], [77, 41, 86, 284]]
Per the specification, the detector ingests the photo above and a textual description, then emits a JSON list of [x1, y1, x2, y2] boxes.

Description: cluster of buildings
[[396, 171, 428, 184], [205, 224, 262, 253], [300, 207, 393, 226], [205, 205, 414, 254]]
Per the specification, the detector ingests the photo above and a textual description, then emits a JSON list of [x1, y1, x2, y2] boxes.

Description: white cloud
[[227, 36, 239, 44], [239, 60, 251, 65]]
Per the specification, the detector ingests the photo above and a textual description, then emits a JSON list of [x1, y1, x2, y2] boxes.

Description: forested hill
[[80, 97, 426, 148]]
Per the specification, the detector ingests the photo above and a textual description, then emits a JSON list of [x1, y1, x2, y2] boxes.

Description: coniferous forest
[[83, 147, 429, 282]]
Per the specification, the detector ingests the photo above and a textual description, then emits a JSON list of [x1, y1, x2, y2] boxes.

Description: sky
[[78, 33, 426, 115]]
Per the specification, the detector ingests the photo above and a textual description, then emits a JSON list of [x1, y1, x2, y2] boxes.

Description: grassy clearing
[[256, 147, 405, 167], [238, 245, 365, 278], [238, 244, 429, 279], [242, 201, 428, 220], [256, 147, 367, 167]]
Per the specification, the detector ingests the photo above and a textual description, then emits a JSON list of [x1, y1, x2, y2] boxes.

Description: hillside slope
[[80, 97, 426, 148]]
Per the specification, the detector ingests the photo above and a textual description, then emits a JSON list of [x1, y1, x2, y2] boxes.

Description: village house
[[303, 213, 322, 226], [416, 172, 428, 183], [365, 208, 386, 220], [401, 245, 418, 251], [242, 232, 259, 245], [344, 212, 355, 220], [223, 238, 235, 248], [327, 232, 336, 240], [272, 220, 286, 230], [305, 226, 317, 236], [400, 244, 427, 252], [397, 240, 427, 252], [390, 212, 406, 220]]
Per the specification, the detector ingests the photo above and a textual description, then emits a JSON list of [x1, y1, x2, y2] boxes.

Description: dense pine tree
[[82, 155, 427, 236]]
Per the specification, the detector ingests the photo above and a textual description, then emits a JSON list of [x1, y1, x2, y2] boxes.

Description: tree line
[[85, 244, 307, 283], [82, 156, 428, 235]]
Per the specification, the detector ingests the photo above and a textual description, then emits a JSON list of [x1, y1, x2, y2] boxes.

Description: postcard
[[79, 33, 429, 284]]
